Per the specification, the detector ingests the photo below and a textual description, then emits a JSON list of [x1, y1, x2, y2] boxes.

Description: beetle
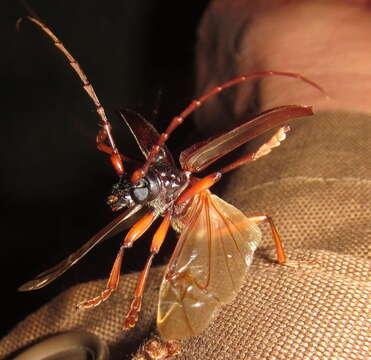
[[18, 16, 323, 340]]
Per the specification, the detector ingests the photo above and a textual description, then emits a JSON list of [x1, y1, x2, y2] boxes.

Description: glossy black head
[[107, 173, 161, 211]]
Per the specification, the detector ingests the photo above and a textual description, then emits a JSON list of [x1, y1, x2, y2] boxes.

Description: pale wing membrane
[[179, 105, 313, 172], [19, 204, 144, 291], [157, 191, 262, 340]]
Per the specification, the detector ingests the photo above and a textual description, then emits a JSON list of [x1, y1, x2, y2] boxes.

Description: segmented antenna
[[17, 16, 123, 173]]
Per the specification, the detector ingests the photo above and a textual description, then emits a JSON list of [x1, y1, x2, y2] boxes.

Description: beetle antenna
[[17, 16, 124, 174]]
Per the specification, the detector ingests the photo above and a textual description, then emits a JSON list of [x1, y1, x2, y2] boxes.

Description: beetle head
[[107, 173, 161, 211]]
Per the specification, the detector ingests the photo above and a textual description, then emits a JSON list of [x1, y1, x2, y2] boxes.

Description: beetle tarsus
[[76, 288, 113, 309], [281, 259, 319, 268], [124, 296, 142, 329]]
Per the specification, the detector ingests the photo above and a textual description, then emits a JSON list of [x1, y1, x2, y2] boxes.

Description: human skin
[[196, 0, 371, 126]]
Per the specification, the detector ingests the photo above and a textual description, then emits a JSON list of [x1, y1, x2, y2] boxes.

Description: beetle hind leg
[[248, 215, 318, 268]]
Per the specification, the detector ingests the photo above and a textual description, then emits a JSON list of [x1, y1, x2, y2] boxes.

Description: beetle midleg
[[248, 215, 317, 268], [124, 212, 172, 329], [77, 245, 125, 309], [176, 173, 222, 205]]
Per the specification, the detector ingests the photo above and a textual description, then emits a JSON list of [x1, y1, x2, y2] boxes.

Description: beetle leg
[[123, 210, 158, 248], [77, 245, 125, 309], [248, 215, 318, 268], [124, 212, 172, 329], [176, 173, 222, 205], [96, 127, 126, 175], [176, 126, 291, 206], [96, 127, 115, 155], [218, 125, 291, 175], [77, 211, 158, 309]]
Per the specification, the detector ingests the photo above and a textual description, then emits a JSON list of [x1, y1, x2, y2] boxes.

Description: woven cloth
[[0, 110, 369, 359], [2, 0, 371, 356]]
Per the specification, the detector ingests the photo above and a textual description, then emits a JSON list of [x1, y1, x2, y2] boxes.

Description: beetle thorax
[[107, 163, 190, 214], [147, 163, 190, 214]]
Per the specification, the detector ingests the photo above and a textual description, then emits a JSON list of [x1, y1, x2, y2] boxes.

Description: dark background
[[1, 0, 209, 338]]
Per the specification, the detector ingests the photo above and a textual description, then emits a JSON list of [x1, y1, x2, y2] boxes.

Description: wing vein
[[213, 199, 247, 264]]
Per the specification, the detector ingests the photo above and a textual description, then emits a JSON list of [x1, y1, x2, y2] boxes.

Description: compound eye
[[131, 180, 149, 203]]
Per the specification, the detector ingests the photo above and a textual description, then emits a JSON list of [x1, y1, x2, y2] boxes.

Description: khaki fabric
[[3, 1, 370, 358], [0, 111, 370, 360]]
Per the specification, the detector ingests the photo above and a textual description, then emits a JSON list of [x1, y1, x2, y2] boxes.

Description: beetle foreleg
[[77, 245, 125, 309], [124, 212, 172, 329], [96, 127, 126, 175]]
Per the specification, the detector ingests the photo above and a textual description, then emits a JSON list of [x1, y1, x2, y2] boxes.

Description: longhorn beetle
[[18, 16, 323, 340]]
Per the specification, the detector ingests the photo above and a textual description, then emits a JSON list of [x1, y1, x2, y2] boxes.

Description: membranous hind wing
[[157, 191, 262, 340], [19, 204, 145, 291]]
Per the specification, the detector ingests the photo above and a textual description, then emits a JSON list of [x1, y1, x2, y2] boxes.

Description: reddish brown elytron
[[18, 17, 323, 340]]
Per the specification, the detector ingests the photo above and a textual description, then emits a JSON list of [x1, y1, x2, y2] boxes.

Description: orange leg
[[176, 172, 222, 205], [219, 126, 290, 175], [96, 128, 114, 155], [176, 126, 290, 206], [248, 215, 317, 268], [77, 245, 125, 309], [124, 212, 172, 329], [77, 211, 158, 309], [96, 128, 126, 175], [123, 211, 158, 248]]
